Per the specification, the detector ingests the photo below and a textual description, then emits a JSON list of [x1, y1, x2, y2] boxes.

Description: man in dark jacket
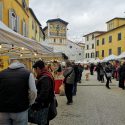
[[32, 60, 54, 125], [0, 60, 37, 125], [119, 62, 125, 89], [90, 63, 94, 75]]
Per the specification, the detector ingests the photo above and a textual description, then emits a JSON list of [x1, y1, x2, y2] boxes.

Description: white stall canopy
[[102, 54, 118, 62], [0, 21, 62, 59], [117, 52, 125, 59]]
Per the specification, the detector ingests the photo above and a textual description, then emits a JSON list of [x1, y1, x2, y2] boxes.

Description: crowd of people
[[0, 58, 124, 125], [0, 59, 84, 125], [91, 61, 125, 89]]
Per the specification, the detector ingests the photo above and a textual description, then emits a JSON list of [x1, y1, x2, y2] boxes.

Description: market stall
[[0, 21, 62, 71]]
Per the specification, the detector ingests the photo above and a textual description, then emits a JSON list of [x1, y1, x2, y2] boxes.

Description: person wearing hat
[[31, 60, 54, 125]]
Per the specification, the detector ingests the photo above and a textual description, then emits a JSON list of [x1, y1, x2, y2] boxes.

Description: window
[[60, 39, 62, 43], [91, 53, 94, 58], [96, 40, 99, 46], [102, 50, 104, 57], [22, 20, 27, 36], [9, 9, 20, 32], [117, 47, 121, 55], [86, 45, 89, 49], [92, 34, 94, 40], [109, 36, 112, 43], [93, 53, 95, 58], [118, 33, 121, 41], [87, 45, 89, 49], [86, 36, 89, 41], [86, 53, 87, 58], [102, 38, 105, 45], [88, 53, 89, 58], [54, 39, 56, 42], [22, 0, 27, 9], [96, 51, 99, 57], [92, 44, 94, 49], [109, 49, 112, 55], [35, 25, 37, 33], [0, 2, 3, 21], [32, 21, 34, 30]]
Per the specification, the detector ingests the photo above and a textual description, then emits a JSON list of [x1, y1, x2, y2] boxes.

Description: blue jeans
[[0, 110, 28, 125]]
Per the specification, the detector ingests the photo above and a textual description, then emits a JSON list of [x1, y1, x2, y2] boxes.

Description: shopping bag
[[28, 107, 49, 125], [59, 84, 65, 96]]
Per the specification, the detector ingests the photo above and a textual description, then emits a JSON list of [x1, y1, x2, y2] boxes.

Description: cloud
[[30, 0, 125, 41]]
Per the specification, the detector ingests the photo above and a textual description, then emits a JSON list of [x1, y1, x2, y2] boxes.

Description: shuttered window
[[16, 16, 20, 33], [22, 20, 28, 37], [26, 24, 28, 37], [0, 2, 3, 21], [9, 9, 18, 32], [22, 20, 26, 36]]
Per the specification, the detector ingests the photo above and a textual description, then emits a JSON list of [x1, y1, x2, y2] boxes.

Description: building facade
[[96, 17, 125, 60], [0, 0, 29, 37], [29, 8, 44, 42], [43, 18, 68, 45], [43, 18, 85, 61], [84, 31, 105, 62]]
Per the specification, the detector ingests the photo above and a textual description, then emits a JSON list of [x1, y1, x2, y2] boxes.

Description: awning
[[0, 21, 62, 59], [102, 54, 118, 62]]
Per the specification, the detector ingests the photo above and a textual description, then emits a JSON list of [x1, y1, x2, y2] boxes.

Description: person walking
[[96, 63, 101, 81], [78, 63, 84, 83], [90, 63, 94, 75], [31, 60, 55, 125], [119, 62, 125, 89], [63, 61, 75, 105], [0, 60, 37, 125], [104, 62, 112, 89], [100, 64, 105, 83]]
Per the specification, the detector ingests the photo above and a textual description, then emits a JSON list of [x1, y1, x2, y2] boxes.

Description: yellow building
[[0, 0, 29, 36], [43, 18, 68, 45], [96, 17, 125, 60], [29, 8, 44, 42], [0, 0, 30, 70]]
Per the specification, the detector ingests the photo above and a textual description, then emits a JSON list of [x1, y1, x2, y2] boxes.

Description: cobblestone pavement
[[50, 71, 125, 125]]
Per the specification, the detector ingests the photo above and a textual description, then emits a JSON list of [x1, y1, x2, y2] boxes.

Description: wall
[[96, 26, 125, 59]]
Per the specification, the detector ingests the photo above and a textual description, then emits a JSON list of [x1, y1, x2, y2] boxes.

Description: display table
[[54, 79, 63, 94]]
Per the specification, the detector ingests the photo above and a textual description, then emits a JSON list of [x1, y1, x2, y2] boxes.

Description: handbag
[[28, 107, 49, 124], [106, 72, 112, 77], [48, 96, 58, 120]]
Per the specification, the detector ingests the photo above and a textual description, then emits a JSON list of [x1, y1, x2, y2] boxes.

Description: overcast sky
[[30, 0, 125, 41]]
